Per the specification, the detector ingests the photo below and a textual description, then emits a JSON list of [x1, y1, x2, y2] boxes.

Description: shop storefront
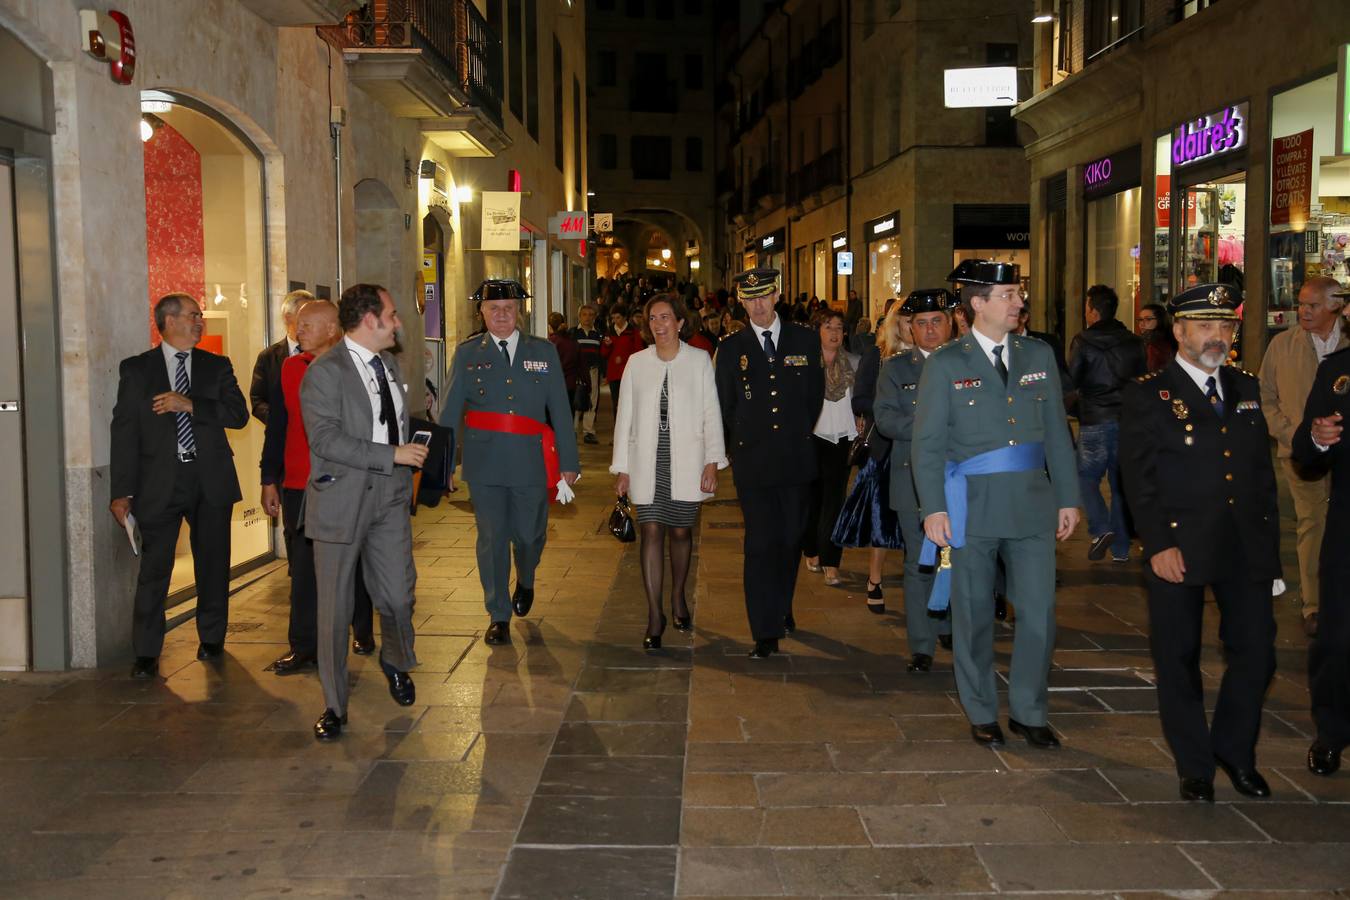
[[758, 227, 785, 275], [1083, 147, 1143, 320], [830, 231, 848, 308], [864, 210, 901, 319], [952, 203, 1032, 293]]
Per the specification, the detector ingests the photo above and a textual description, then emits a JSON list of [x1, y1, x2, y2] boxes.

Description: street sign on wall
[[836, 251, 854, 275], [593, 213, 613, 233], [549, 211, 588, 238]]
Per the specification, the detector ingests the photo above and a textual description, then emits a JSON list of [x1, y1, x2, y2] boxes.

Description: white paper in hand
[[124, 512, 142, 557], [555, 476, 576, 505]]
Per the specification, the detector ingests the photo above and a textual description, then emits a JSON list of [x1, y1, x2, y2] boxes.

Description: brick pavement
[[0, 412, 1347, 896]]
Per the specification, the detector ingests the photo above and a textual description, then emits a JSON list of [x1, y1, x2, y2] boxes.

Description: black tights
[[640, 521, 693, 634]]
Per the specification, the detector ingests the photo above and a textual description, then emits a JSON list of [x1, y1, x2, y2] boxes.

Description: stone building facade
[[0, 0, 586, 669]]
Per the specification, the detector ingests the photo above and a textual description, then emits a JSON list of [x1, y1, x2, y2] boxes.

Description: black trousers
[[1311, 558, 1350, 749], [802, 436, 852, 568], [1146, 573, 1276, 779], [282, 488, 373, 655], [739, 483, 811, 640], [133, 460, 232, 658], [609, 379, 621, 414]]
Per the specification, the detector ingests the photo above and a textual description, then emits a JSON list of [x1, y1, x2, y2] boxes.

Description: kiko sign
[[1172, 102, 1249, 168]]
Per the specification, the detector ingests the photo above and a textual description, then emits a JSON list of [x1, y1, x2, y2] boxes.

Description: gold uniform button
[[769, 374, 776, 380], [507, 395, 514, 401], [1184, 436, 1194, 445], [1007, 396, 1014, 404], [506, 378, 512, 384], [1228, 498, 1236, 505], [1170, 521, 1178, 528], [1225, 473, 1233, 481], [1185, 424, 1193, 432], [1223, 450, 1231, 458], [1008, 440, 1018, 446], [770, 390, 778, 396], [772, 407, 779, 413], [1008, 417, 1016, 424], [1220, 426, 1227, 434], [772, 424, 779, 430]]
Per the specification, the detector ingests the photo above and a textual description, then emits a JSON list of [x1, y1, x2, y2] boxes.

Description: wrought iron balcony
[[787, 148, 843, 206], [320, 0, 508, 156]]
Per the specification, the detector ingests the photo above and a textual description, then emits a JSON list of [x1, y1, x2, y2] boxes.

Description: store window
[[952, 204, 1031, 299], [864, 211, 901, 320], [140, 93, 271, 596], [794, 245, 810, 300], [1152, 134, 1177, 305], [813, 239, 827, 301], [1083, 147, 1143, 320], [1180, 174, 1246, 296], [1269, 73, 1346, 333]]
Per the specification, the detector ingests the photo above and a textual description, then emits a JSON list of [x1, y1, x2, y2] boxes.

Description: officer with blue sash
[[912, 261, 1079, 748]]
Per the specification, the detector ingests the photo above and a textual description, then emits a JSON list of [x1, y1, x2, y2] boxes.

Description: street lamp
[[454, 186, 474, 204]]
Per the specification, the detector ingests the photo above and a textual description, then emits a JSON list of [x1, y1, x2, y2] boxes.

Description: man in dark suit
[[110, 293, 249, 679], [249, 289, 312, 424], [714, 268, 825, 658], [1120, 283, 1281, 803]]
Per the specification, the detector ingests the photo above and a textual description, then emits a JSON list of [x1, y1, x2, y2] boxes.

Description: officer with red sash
[[440, 281, 580, 646]]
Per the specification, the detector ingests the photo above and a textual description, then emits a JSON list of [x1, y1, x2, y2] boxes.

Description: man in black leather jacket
[[1068, 285, 1147, 561]]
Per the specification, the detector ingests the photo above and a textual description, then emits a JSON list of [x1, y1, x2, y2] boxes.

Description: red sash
[[464, 411, 562, 502]]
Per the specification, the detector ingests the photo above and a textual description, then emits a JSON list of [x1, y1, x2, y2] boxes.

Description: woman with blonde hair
[[832, 306, 904, 611]]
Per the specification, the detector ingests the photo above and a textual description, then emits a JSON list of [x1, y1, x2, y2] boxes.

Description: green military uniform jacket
[[440, 331, 581, 486], [873, 348, 928, 509], [911, 333, 1078, 537]]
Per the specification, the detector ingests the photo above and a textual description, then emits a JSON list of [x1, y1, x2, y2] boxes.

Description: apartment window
[[573, 77, 583, 192], [526, 0, 540, 140], [598, 50, 617, 87], [1085, 0, 1141, 61], [1181, 0, 1220, 16], [984, 43, 1019, 146], [599, 133, 618, 169], [553, 36, 564, 170], [685, 136, 703, 172], [625, 0, 643, 16], [508, 0, 523, 120], [631, 135, 672, 180], [684, 53, 703, 91], [487, 0, 502, 35], [683, 0, 703, 12], [655, 0, 674, 18]]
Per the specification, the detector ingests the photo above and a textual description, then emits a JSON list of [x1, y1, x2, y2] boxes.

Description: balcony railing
[[324, 0, 503, 126], [787, 148, 843, 205], [749, 165, 777, 202]]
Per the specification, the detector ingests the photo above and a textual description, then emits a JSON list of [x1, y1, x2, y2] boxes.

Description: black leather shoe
[[512, 584, 535, 617], [866, 581, 885, 615], [1087, 531, 1114, 561], [994, 595, 1008, 622], [351, 637, 375, 656], [970, 722, 1006, 747], [1308, 741, 1342, 776], [748, 638, 778, 659], [1009, 718, 1061, 749], [313, 708, 347, 741], [271, 652, 315, 676], [196, 641, 224, 661], [906, 653, 933, 673], [1179, 777, 1215, 802], [130, 656, 158, 679], [484, 621, 511, 646], [379, 658, 416, 707], [782, 614, 796, 636], [938, 633, 953, 650], [643, 615, 667, 651], [672, 614, 693, 632], [1215, 756, 1271, 798]]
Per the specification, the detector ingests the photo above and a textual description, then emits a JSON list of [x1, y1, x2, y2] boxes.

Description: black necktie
[[762, 329, 777, 361], [500, 339, 512, 367], [992, 344, 1009, 386], [1205, 375, 1224, 417], [369, 356, 400, 446]]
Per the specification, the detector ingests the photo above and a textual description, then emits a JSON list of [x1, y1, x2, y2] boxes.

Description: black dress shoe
[[1308, 741, 1342, 776], [994, 595, 1008, 621], [1215, 756, 1271, 798], [271, 651, 316, 676], [906, 653, 933, 673], [748, 638, 778, 659], [970, 722, 1006, 747], [313, 708, 347, 741], [196, 641, 224, 661], [379, 658, 416, 706], [1009, 718, 1061, 749], [1087, 531, 1114, 561], [351, 637, 375, 656], [130, 656, 158, 680], [866, 581, 885, 614], [782, 613, 796, 636], [484, 621, 511, 646], [938, 633, 953, 650], [512, 584, 535, 617], [1179, 777, 1215, 802]]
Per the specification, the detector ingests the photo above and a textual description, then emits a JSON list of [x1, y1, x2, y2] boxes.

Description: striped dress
[[635, 372, 700, 527]]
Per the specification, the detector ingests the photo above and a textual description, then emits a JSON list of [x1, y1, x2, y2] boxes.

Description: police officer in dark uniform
[[1120, 283, 1281, 803], [714, 268, 825, 658], [1292, 290, 1350, 778]]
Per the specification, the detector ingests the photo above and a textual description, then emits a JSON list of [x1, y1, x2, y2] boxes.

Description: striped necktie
[[173, 351, 196, 454]]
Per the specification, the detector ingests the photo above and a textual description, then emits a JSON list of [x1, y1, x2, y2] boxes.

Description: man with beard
[[1120, 283, 1281, 802]]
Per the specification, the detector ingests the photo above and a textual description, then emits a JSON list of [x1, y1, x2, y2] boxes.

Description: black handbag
[[608, 494, 636, 542], [847, 418, 876, 468]]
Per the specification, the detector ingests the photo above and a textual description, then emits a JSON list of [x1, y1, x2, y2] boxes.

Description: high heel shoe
[[866, 581, 885, 615], [672, 607, 693, 631], [643, 615, 668, 650]]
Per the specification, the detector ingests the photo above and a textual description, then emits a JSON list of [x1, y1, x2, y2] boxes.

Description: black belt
[[177, 450, 198, 463]]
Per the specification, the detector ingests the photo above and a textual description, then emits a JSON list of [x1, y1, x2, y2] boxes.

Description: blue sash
[[920, 442, 1046, 612]]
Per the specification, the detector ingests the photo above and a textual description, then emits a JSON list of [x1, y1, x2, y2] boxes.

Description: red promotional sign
[[1271, 129, 1313, 228], [1155, 175, 1196, 228]]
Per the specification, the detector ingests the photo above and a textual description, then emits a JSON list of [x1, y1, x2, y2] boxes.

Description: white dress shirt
[[343, 335, 405, 444], [970, 327, 1011, 370], [753, 315, 783, 358], [815, 387, 858, 443], [1311, 329, 1341, 363], [1174, 353, 1224, 401], [489, 329, 521, 365], [161, 340, 194, 454]]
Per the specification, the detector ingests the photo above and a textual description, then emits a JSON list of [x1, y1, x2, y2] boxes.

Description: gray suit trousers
[[470, 482, 549, 622], [893, 460, 950, 656], [314, 470, 419, 714]]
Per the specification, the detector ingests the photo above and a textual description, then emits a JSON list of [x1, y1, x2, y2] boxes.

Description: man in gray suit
[[873, 288, 956, 673], [440, 280, 580, 646], [302, 283, 428, 741]]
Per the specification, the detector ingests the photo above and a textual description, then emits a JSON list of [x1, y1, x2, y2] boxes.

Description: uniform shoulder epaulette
[[458, 333, 485, 347], [1224, 360, 1258, 379], [931, 340, 962, 359], [1133, 370, 1160, 383]]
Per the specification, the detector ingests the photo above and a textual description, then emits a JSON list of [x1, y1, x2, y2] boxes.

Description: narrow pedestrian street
[[0, 412, 1346, 898]]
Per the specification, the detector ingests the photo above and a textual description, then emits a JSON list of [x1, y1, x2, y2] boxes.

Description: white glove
[[555, 476, 576, 505], [1272, 578, 1286, 597]]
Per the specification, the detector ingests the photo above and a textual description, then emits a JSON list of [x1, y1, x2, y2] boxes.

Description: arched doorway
[[140, 90, 272, 597]]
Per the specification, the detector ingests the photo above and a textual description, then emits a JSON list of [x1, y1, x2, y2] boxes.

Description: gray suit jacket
[[300, 342, 412, 544], [440, 331, 581, 487], [872, 348, 928, 513]]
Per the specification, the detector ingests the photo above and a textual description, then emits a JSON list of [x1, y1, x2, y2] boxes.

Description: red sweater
[[602, 327, 646, 383], [280, 353, 313, 489]]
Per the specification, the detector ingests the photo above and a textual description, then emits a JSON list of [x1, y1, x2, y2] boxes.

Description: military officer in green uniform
[[912, 261, 1080, 748], [874, 288, 956, 673], [440, 280, 580, 646]]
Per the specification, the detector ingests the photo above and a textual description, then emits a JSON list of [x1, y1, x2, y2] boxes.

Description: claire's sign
[[1172, 102, 1249, 169]]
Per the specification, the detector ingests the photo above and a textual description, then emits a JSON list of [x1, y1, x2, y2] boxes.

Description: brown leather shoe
[[1304, 613, 1319, 639]]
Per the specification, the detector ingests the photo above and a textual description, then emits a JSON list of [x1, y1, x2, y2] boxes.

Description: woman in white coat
[[611, 293, 727, 649]]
